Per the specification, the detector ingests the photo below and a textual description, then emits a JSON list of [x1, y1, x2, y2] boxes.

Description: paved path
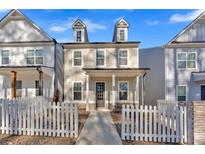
[[75, 111, 122, 145]]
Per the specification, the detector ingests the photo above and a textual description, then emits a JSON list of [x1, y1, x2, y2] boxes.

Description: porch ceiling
[[83, 68, 150, 77], [192, 72, 205, 82]]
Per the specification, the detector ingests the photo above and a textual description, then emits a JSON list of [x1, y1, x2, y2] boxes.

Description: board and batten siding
[[64, 46, 139, 102]]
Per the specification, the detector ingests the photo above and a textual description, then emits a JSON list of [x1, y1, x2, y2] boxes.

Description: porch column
[[11, 71, 17, 98], [112, 74, 115, 109], [86, 74, 89, 111], [39, 70, 43, 96], [141, 75, 144, 105]]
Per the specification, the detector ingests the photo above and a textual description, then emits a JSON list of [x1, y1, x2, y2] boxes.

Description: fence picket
[[140, 105, 143, 141], [184, 106, 187, 143], [144, 105, 148, 141], [180, 106, 184, 144], [48, 101, 52, 136], [167, 108, 171, 143], [61, 102, 65, 137], [74, 104, 78, 138], [70, 103, 74, 137], [135, 106, 138, 141], [131, 104, 134, 140], [57, 102, 60, 137], [148, 105, 152, 141], [1, 99, 5, 134], [44, 101, 47, 136], [153, 106, 157, 142]]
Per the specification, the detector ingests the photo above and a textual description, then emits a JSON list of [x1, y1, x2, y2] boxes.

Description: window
[[35, 80, 40, 96], [177, 85, 186, 101], [27, 49, 43, 65], [73, 51, 82, 66], [73, 82, 82, 100], [96, 50, 105, 66], [36, 50, 43, 65], [118, 81, 128, 100], [76, 30, 82, 42], [119, 50, 128, 66], [16, 80, 22, 98], [119, 29, 125, 41], [27, 50, 35, 64], [177, 52, 197, 69], [1, 50, 9, 64]]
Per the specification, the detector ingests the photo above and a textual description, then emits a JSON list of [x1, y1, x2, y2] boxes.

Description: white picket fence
[[0, 97, 79, 138], [121, 104, 187, 143]]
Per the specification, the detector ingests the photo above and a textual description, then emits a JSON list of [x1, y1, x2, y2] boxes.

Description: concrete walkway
[[75, 111, 122, 145]]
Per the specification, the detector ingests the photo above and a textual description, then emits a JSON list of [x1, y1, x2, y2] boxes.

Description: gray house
[[140, 11, 205, 104]]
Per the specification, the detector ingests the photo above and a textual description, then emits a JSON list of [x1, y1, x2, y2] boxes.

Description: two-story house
[[63, 19, 149, 110], [0, 9, 64, 100], [140, 11, 205, 104]]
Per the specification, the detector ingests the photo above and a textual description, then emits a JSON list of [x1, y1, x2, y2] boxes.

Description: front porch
[[83, 68, 149, 111], [0, 66, 54, 99]]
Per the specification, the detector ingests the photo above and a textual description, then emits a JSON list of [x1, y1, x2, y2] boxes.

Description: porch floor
[[75, 111, 122, 145]]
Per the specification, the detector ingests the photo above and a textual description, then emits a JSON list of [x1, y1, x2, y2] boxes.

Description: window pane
[[120, 50, 127, 57], [178, 96, 186, 101], [2, 50, 9, 57], [74, 51, 82, 58], [178, 61, 186, 68], [177, 53, 186, 60], [2, 58, 9, 64], [96, 50, 105, 66], [74, 59, 82, 66], [97, 51, 104, 58], [74, 82, 82, 91], [16, 81, 22, 89], [188, 53, 196, 60], [74, 92, 82, 100], [27, 58, 34, 64], [27, 50, 34, 56], [36, 57, 43, 64], [119, 58, 127, 65], [97, 59, 104, 66], [35, 80, 40, 96], [120, 30, 125, 41], [119, 82, 128, 91], [177, 86, 186, 97], [188, 61, 196, 68], [76, 31, 82, 42], [119, 92, 127, 100], [36, 50, 43, 57]]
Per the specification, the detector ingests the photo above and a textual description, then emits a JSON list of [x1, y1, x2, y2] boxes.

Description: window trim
[[118, 81, 129, 101], [72, 50, 83, 67], [95, 49, 106, 67], [118, 49, 129, 67], [1, 49, 10, 65], [176, 85, 187, 101], [176, 51, 197, 70], [72, 81, 83, 101]]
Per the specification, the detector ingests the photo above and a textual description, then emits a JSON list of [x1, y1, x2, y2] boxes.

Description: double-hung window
[[73, 50, 82, 66], [119, 29, 125, 41], [176, 85, 186, 101], [73, 82, 82, 100], [27, 49, 43, 65], [96, 50, 105, 66], [1, 50, 9, 64], [118, 81, 128, 100], [76, 30, 82, 42], [119, 50, 128, 66], [177, 52, 197, 69]]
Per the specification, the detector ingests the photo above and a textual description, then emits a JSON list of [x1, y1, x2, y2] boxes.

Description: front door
[[96, 82, 105, 108], [201, 85, 205, 100]]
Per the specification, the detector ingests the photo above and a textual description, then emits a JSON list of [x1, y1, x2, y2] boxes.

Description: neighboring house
[[63, 19, 149, 110], [140, 11, 205, 104], [0, 9, 64, 100]]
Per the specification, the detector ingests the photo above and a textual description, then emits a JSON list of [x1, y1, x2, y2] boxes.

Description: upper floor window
[[73, 81, 83, 100], [27, 49, 43, 65], [119, 29, 125, 41], [176, 85, 186, 101], [1, 50, 9, 64], [76, 30, 82, 42], [96, 50, 105, 66], [118, 81, 128, 100], [73, 50, 82, 67], [177, 52, 197, 69], [119, 50, 128, 66]]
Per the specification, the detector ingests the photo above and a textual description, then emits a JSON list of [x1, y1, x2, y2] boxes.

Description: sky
[[0, 9, 204, 48]]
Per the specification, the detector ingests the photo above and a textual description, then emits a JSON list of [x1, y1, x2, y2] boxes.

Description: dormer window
[[119, 29, 125, 41], [76, 30, 82, 42]]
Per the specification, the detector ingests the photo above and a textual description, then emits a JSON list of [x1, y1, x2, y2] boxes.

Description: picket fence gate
[[0, 98, 79, 138], [121, 104, 187, 144]]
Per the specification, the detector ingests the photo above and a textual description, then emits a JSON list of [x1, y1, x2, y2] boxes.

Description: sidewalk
[[75, 111, 122, 145]]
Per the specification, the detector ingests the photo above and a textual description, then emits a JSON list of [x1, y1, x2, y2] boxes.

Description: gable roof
[[0, 9, 54, 42], [167, 10, 205, 45], [115, 18, 129, 27], [72, 19, 86, 28]]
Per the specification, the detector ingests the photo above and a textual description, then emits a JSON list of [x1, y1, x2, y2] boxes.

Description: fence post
[[121, 104, 125, 140]]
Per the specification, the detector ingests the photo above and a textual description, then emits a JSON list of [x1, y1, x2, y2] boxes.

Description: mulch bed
[[110, 111, 177, 145], [0, 109, 90, 145]]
